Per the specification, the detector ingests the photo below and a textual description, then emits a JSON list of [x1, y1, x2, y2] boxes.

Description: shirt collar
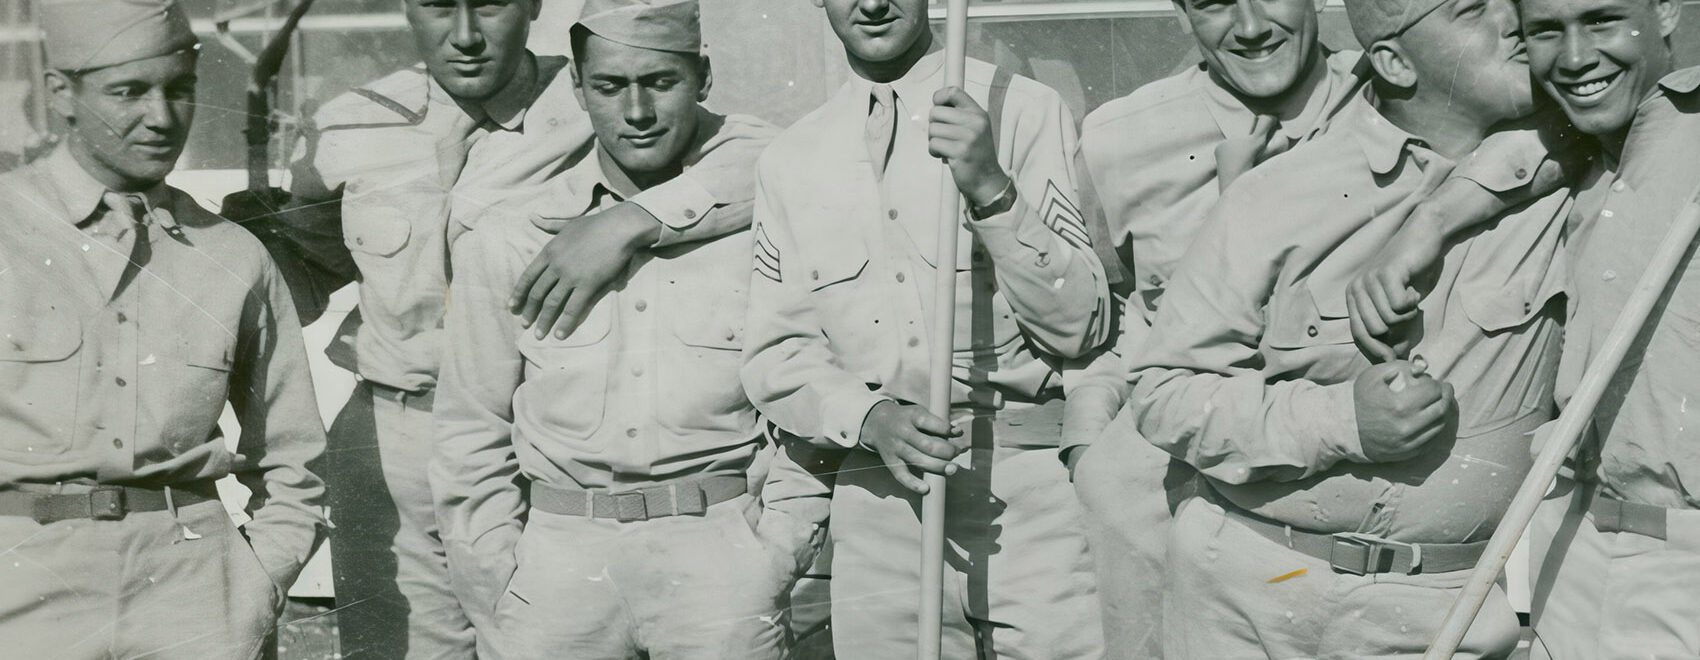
[[42, 144, 169, 225], [1340, 90, 1426, 176], [847, 40, 947, 111], [557, 144, 636, 219], [1197, 48, 1360, 144], [1657, 65, 1700, 96]]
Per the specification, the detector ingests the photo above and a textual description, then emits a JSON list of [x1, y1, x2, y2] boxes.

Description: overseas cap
[[1344, 0, 1451, 47], [573, 0, 701, 55], [40, 0, 198, 71]]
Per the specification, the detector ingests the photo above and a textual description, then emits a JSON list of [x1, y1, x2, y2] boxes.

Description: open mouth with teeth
[[1558, 71, 1621, 104], [1231, 42, 1285, 61]]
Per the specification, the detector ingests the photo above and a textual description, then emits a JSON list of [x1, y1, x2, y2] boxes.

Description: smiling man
[[221, 0, 767, 655], [0, 1, 325, 657], [1121, 0, 1573, 654], [430, 2, 821, 658], [1514, 0, 1700, 655], [740, 0, 1112, 656]]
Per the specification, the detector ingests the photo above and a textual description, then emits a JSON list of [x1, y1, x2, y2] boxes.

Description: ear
[[43, 70, 76, 121], [1653, 0, 1681, 38], [569, 63, 588, 110], [1172, 0, 1194, 34], [697, 55, 713, 102], [1367, 40, 1417, 90]]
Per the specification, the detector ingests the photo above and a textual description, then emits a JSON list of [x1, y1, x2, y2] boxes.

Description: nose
[[450, 2, 483, 52], [1231, 0, 1274, 43], [1557, 25, 1599, 74], [856, 0, 889, 16], [138, 89, 178, 133], [623, 86, 656, 128]]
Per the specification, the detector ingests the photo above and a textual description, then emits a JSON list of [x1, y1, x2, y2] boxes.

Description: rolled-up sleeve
[[229, 262, 328, 592], [430, 225, 529, 629]]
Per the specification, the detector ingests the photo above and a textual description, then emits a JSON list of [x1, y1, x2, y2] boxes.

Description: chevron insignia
[[1039, 180, 1091, 250], [754, 222, 782, 283]]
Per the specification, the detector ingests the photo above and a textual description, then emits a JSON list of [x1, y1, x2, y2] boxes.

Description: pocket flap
[[344, 208, 413, 257]]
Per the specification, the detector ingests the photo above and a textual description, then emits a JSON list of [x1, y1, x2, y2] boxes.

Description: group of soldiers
[[0, 0, 1693, 658]]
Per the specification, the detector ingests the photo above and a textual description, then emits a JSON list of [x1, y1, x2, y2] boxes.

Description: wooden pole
[[1425, 183, 1700, 658], [919, 2, 969, 659]]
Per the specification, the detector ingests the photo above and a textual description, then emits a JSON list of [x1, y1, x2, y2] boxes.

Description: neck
[[1377, 93, 1490, 161], [849, 30, 934, 84], [67, 140, 160, 193], [596, 142, 681, 194]]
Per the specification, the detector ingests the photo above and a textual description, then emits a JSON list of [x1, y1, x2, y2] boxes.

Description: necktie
[[866, 84, 896, 180], [94, 191, 153, 295]]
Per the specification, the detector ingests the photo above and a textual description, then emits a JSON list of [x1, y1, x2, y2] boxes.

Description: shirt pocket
[[1263, 283, 1361, 380], [660, 237, 756, 434], [0, 295, 84, 458], [154, 309, 237, 449], [343, 205, 413, 258], [514, 303, 613, 448]]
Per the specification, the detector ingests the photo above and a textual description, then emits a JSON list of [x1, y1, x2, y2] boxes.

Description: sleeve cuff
[[630, 175, 718, 236], [1318, 381, 1371, 464], [823, 389, 892, 449]]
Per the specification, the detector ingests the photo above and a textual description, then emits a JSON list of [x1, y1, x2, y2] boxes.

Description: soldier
[[1123, 0, 1572, 654], [1067, 0, 1572, 653], [1355, 0, 1700, 654], [0, 1, 326, 658], [430, 1, 829, 658], [740, 0, 1112, 656], [224, 0, 764, 655]]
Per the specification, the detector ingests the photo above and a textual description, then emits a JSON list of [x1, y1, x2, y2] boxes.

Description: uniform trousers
[[488, 493, 793, 660], [324, 383, 474, 659], [1070, 411, 1197, 659], [830, 406, 1105, 660], [0, 497, 277, 660], [1529, 478, 1700, 659], [1165, 496, 1521, 659]]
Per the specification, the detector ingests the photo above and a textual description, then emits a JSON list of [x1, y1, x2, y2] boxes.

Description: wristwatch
[[969, 177, 1018, 220]]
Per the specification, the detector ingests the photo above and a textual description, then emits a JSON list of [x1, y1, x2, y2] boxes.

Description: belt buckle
[[1329, 532, 1418, 575], [88, 486, 126, 520], [613, 492, 648, 522]]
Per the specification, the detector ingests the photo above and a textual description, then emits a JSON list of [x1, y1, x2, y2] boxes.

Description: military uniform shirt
[[0, 146, 327, 586], [742, 50, 1111, 449], [432, 112, 782, 611], [1560, 67, 1700, 509], [1128, 93, 1567, 540], [273, 53, 754, 391]]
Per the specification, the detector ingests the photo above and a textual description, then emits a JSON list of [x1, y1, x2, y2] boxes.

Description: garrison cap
[[40, 0, 198, 71], [573, 0, 702, 55], [1343, 0, 1451, 47]]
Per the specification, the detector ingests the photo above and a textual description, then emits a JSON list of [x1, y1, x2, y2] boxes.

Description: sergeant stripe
[[754, 223, 782, 282], [1040, 180, 1092, 250]]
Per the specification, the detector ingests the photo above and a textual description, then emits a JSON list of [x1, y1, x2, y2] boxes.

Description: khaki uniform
[[0, 147, 326, 659], [1128, 93, 1566, 657], [259, 53, 756, 657], [1529, 67, 1700, 660], [432, 111, 825, 659], [742, 50, 1111, 659], [1068, 50, 1363, 657]]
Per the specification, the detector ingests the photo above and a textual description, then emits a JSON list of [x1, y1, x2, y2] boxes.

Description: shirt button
[[1515, 168, 1528, 180], [1603, 270, 1617, 281], [888, 209, 898, 220], [626, 428, 638, 438], [1524, 302, 1533, 314], [1149, 275, 1162, 286], [810, 270, 820, 281], [116, 312, 127, 323], [115, 377, 126, 386], [907, 337, 920, 347], [355, 236, 365, 246], [1036, 254, 1050, 268], [1306, 325, 1318, 338], [725, 330, 738, 342], [631, 366, 644, 377], [1601, 209, 1615, 218], [896, 272, 906, 283], [635, 300, 647, 312], [1612, 181, 1626, 192], [683, 209, 697, 220], [112, 438, 123, 449]]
